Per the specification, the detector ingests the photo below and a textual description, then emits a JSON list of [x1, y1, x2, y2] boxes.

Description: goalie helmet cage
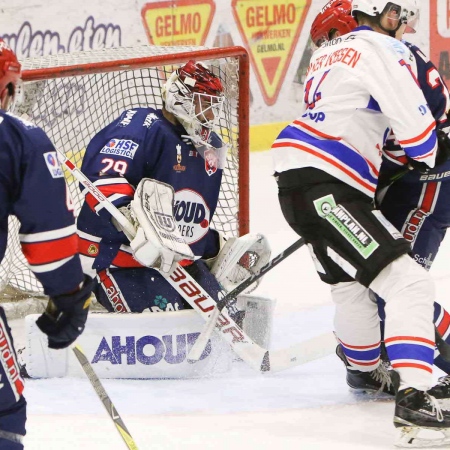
[[0, 45, 250, 299]]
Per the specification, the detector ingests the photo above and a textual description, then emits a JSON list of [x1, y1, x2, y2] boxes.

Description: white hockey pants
[[333, 254, 435, 391]]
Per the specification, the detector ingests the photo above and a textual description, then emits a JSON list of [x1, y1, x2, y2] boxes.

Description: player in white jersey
[[271, 1, 450, 445], [311, 0, 450, 400]]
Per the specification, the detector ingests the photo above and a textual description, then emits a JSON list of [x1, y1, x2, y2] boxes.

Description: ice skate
[[394, 387, 450, 448], [336, 344, 398, 395], [428, 376, 450, 409]]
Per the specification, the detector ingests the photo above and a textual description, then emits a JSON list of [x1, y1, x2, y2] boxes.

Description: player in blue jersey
[[311, 0, 450, 393], [77, 60, 270, 315], [0, 41, 93, 450]]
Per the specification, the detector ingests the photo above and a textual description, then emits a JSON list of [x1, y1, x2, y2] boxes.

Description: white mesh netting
[[0, 45, 248, 302]]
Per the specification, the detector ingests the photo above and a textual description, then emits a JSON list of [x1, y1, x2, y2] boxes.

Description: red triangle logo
[[262, 57, 281, 85]]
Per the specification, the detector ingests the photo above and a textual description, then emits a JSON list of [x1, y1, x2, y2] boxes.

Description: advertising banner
[[430, 0, 450, 81], [141, 0, 215, 46], [232, 0, 311, 105]]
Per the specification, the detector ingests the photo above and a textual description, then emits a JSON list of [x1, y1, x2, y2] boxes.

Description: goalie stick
[[57, 150, 335, 372], [72, 345, 139, 450]]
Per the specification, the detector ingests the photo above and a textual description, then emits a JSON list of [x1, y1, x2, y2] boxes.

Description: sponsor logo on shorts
[[0, 318, 24, 399], [100, 139, 139, 159], [402, 209, 429, 246], [313, 194, 379, 259], [413, 253, 433, 271]]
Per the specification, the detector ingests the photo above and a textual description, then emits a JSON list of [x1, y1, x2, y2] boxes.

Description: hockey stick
[[57, 150, 334, 372], [72, 344, 139, 450], [189, 161, 429, 361], [435, 328, 450, 362], [187, 238, 306, 361]]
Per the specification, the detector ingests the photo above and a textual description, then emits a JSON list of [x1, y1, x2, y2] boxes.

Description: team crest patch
[[43, 152, 64, 178], [87, 244, 99, 256], [173, 144, 186, 172], [204, 148, 218, 176]]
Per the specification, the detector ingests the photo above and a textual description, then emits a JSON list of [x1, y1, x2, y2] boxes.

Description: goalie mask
[[162, 60, 225, 145], [0, 40, 21, 110]]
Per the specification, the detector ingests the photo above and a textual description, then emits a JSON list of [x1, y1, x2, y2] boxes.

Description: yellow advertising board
[[232, 0, 311, 105], [141, 0, 215, 46]]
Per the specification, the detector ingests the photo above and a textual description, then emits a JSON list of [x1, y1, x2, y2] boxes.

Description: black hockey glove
[[406, 156, 428, 173], [36, 275, 94, 349], [406, 129, 450, 172], [435, 129, 450, 166]]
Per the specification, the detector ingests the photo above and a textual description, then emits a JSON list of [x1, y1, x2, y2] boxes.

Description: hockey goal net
[[0, 45, 249, 305]]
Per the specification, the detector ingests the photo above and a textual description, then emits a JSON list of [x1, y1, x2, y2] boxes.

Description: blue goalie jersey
[[77, 107, 224, 273], [0, 111, 84, 297]]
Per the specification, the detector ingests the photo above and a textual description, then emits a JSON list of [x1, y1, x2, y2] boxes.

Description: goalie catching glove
[[208, 233, 271, 293], [36, 275, 94, 349], [125, 178, 194, 275]]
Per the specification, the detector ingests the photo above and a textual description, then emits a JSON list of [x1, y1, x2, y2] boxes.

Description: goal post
[[1, 45, 250, 300]]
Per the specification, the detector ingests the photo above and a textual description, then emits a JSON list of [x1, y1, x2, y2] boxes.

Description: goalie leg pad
[[130, 178, 194, 274]]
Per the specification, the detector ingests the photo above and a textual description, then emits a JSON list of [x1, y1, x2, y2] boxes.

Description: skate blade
[[395, 425, 450, 448], [349, 387, 395, 400]]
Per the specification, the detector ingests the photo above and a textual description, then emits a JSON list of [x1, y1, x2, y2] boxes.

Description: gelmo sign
[[141, 0, 215, 46], [430, 0, 450, 81], [232, 0, 311, 105]]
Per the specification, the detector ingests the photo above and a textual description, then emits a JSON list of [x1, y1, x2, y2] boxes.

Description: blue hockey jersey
[[382, 41, 450, 182], [0, 111, 84, 297], [77, 108, 224, 273]]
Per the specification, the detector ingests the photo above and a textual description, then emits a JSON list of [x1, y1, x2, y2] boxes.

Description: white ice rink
[[11, 151, 450, 449]]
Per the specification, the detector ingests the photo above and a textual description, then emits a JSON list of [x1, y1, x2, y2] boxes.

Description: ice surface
[[12, 151, 450, 449]]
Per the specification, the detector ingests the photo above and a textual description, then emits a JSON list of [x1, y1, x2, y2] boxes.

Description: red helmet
[[310, 0, 357, 46], [176, 60, 224, 97], [0, 40, 21, 105]]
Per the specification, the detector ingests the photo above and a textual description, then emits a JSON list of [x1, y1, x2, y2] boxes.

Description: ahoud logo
[[232, 0, 311, 105], [313, 194, 379, 259], [141, 0, 215, 46]]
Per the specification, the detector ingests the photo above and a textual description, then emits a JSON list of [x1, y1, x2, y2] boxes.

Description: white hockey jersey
[[271, 26, 439, 198]]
